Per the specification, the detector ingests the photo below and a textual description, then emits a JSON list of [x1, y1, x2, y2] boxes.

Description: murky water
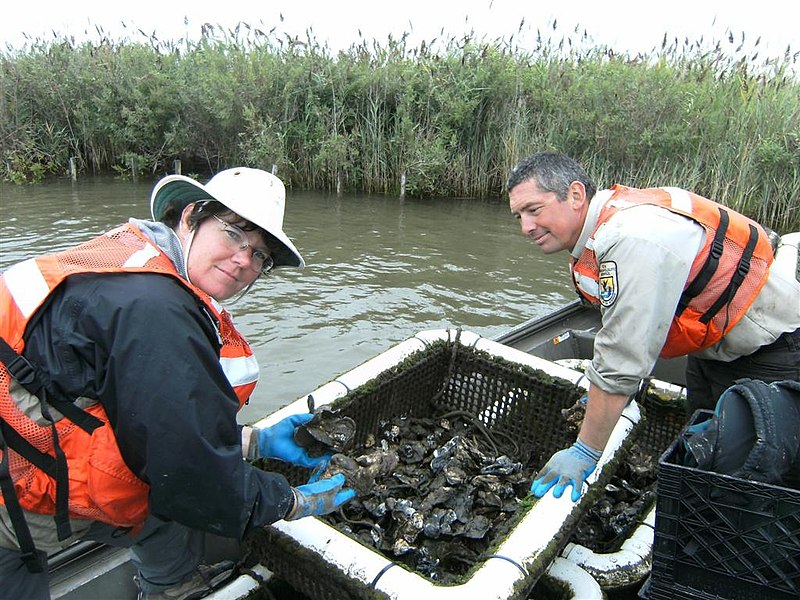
[[0, 177, 573, 423]]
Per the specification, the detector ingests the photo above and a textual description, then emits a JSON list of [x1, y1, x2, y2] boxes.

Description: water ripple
[[2, 183, 574, 424]]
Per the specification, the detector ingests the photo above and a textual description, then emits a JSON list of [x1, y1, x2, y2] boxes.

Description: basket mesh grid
[[247, 340, 584, 599], [248, 340, 693, 599]]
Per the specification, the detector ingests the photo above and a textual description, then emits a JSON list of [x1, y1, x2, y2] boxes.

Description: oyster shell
[[293, 408, 356, 457]]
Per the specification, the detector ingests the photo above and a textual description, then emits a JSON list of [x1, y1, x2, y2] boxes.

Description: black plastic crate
[[648, 411, 800, 600]]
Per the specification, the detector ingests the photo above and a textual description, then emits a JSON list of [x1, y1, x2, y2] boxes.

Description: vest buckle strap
[[734, 255, 752, 281], [709, 236, 724, 259], [5, 354, 38, 388]]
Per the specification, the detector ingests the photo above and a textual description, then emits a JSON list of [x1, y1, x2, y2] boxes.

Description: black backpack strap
[[35, 395, 72, 542], [0, 423, 47, 573], [675, 207, 729, 316], [0, 337, 103, 434], [0, 408, 73, 543], [0, 337, 102, 552], [0, 420, 58, 478]]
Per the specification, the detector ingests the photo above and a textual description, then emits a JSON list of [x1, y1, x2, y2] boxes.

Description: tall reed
[[1, 21, 797, 230]]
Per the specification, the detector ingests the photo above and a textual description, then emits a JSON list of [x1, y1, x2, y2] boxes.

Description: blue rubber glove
[[307, 457, 333, 484], [530, 439, 602, 502], [257, 413, 330, 468], [285, 474, 357, 521]]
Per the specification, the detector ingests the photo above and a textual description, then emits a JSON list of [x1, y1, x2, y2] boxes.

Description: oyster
[[319, 449, 399, 495], [305, 395, 660, 583], [320, 412, 531, 583], [293, 408, 356, 457]]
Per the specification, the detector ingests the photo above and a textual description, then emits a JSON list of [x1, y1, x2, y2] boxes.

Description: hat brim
[[151, 176, 214, 221], [150, 175, 304, 269]]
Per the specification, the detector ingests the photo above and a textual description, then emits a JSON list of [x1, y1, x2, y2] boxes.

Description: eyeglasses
[[211, 215, 274, 274]]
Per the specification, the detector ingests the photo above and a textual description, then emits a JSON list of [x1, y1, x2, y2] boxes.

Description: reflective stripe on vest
[[0, 223, 257, 531], [4, 259, 49, 320], [220, 355, 260, 388]]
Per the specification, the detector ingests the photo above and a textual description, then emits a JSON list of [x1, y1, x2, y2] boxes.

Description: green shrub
[[1, 23, 797, 230]]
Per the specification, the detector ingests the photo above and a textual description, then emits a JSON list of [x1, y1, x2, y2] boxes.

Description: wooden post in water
[[336, 171, 342, 196], [129, 157, 138, 183], [271, 164, 278, 175], [400, 172, 406, 200], [69, 157, 77, 181], [173, 160, 182, 175]]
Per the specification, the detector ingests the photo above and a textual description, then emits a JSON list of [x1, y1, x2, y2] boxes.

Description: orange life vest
[[570, 185, 773, 358], [0, 223, 258, 533]]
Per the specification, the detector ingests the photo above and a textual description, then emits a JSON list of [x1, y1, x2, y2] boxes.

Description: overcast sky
[[2, 0, 797, 59]]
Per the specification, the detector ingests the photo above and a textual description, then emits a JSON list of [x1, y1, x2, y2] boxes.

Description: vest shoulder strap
[[0, 337, 103, 433]]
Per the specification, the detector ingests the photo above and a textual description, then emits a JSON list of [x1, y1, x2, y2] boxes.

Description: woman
[[0, 167, 355, 599]]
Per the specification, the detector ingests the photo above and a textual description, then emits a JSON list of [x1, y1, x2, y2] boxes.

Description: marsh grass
[[1, 21, 798, 230]]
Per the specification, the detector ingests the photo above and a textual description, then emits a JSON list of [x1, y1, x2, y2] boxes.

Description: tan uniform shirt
[[571, 190, 800, 396]]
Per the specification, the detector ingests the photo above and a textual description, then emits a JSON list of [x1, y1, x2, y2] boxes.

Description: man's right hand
[[530, 439, 602, 502], [284, 474, 356, 520]]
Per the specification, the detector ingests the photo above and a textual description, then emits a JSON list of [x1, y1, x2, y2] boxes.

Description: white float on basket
[[249, 329, 641, 600]]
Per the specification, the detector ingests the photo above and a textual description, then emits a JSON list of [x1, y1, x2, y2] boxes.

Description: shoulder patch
[[598, 261, 618, 307]]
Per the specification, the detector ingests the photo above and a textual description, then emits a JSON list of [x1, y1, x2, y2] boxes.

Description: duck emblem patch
[[598, 261, 618, 307]]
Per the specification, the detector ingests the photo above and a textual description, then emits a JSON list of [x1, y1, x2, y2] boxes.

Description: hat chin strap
[[182, 228, 196, 286], [228, 278, 257, 305]]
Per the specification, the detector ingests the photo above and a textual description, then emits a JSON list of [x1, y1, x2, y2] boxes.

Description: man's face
[[509, 179, 584, 254]]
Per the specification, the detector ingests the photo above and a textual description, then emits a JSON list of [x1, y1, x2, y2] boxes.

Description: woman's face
[[177, 204, 269, 301]]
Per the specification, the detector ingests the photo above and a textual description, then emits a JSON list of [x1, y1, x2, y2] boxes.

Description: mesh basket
[[246, 338, 604, 600]]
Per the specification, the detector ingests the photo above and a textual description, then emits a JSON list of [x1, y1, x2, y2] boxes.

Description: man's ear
[[567, 181, 587, 208]]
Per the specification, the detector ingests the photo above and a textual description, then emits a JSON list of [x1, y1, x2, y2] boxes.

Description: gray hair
[[506, 152, 596, 201]]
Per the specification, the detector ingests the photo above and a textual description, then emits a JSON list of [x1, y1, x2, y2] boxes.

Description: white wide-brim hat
[[151, 167, 304, 268]]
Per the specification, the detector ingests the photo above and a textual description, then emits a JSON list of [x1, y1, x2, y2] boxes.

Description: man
[[0, 168, 355, 599], [506, 152, 800, 502]]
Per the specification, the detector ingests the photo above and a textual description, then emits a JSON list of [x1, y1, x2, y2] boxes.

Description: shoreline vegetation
[[1, 21, 798, 231]]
